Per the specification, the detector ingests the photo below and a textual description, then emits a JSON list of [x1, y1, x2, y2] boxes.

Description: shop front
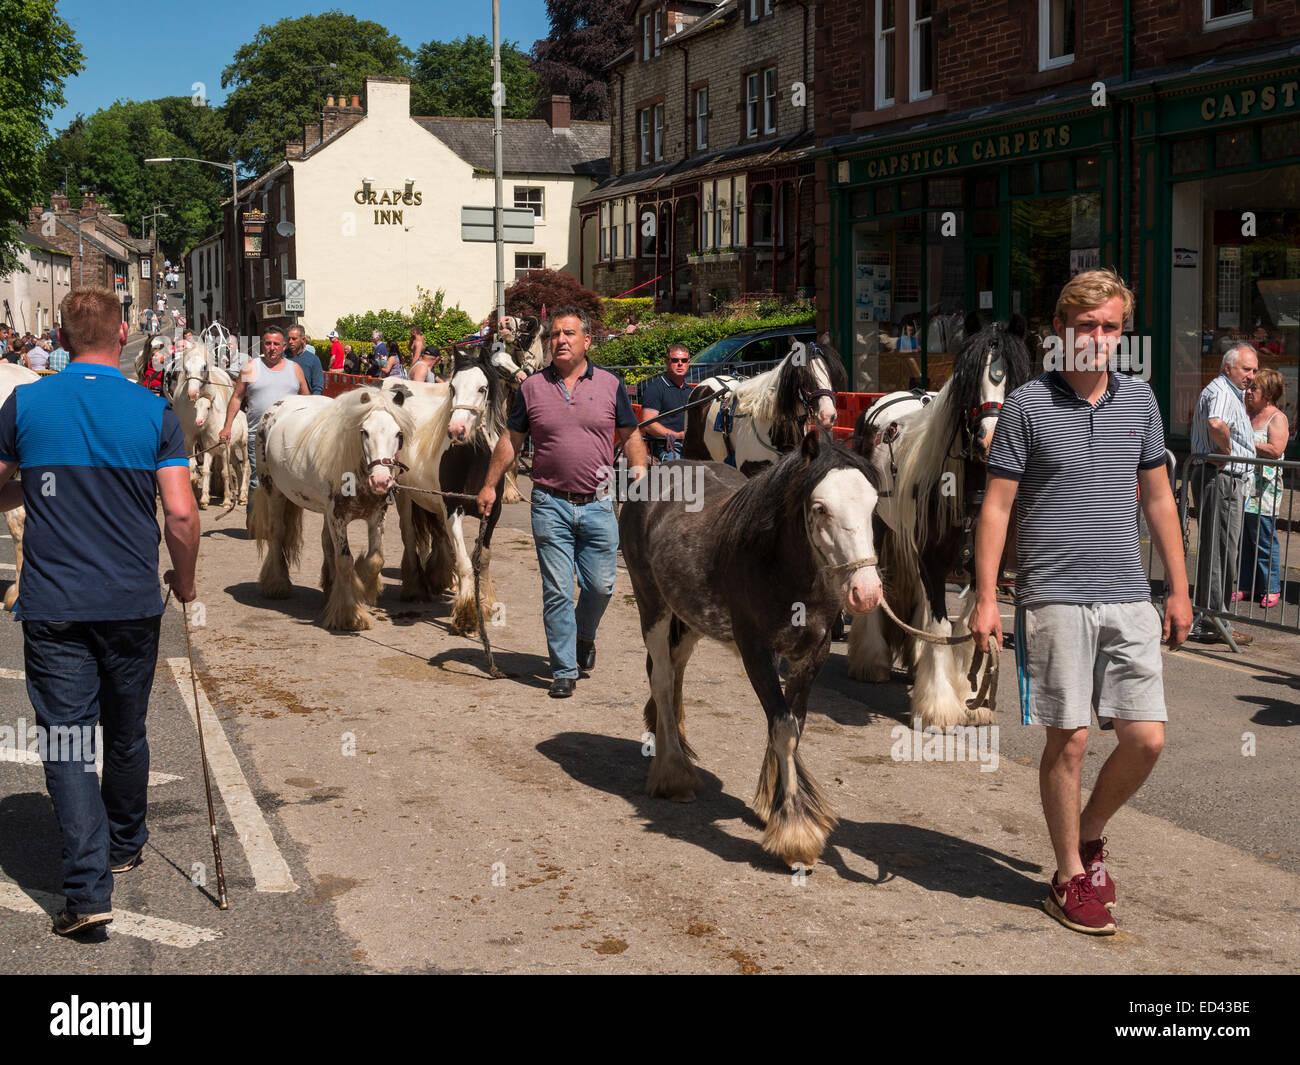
[[1131, 60, 1300, 454], [825, 102, 1115, 392]]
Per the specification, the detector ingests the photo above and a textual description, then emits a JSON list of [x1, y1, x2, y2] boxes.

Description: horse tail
[[249, 485, 271, 554]]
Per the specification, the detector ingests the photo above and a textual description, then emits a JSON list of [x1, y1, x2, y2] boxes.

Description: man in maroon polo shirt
[[479, 306, 648, 698]]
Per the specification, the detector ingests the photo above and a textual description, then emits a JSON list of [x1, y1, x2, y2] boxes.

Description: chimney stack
[[541, 95, 572, 131]]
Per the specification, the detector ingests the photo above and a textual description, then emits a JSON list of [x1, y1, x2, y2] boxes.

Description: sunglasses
[[668, 358, 689, 363]]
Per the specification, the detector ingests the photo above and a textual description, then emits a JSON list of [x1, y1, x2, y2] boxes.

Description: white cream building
[[1, 230, 73, 335], [190, 77, 607, 337]]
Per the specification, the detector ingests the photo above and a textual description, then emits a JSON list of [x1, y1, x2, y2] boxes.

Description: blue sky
[[48, 0, 553, 134]]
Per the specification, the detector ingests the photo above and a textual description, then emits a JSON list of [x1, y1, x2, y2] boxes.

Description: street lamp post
[[142, 204, 172, 326], [145, 157, 240, 341]]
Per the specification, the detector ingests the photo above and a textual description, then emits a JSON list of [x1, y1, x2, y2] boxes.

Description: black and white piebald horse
[[620, 431, 883, 869], [847, 314, 1032, 729], [681, 335, 848, 476]]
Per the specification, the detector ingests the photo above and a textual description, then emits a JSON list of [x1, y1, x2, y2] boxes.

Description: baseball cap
[[328, 331, 338, 338]]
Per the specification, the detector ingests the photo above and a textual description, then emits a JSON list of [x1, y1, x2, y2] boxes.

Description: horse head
[[775, 337, 847, 434], [182, 346, 211, 401], [949, 313, 1031, 462], [354, 390, 409, 496], [447, 345, 504, 444], [193, 394, 214, 430], [796, 430, 882, 616]]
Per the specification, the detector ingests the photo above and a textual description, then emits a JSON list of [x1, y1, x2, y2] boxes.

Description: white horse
[[682, 338, 847, 476], [192, 393, 249, 510], [846, 316, 1032, 728], [496, 316, 548, 380], [171, 344, 237, 508], [0, 364, 39, 610], [379, 378, 458, 610], [250, 388, 413, 631]]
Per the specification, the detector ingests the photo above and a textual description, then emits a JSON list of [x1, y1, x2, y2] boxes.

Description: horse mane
[[714, 433, 880, 568], [294, 386, 414, 478], [452, 344, 508, 445], [891, 315, 1032, 563], [764, 339, 849, 450], [389, 380, 454, 470]]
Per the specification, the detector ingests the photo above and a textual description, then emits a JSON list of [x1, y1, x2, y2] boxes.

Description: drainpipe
[[797, 0, 810, 133]]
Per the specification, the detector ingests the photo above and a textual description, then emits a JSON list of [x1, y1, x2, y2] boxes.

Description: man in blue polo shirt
[[972, 269, 1191, 937], [0, 287, 200, 937], [640, 343, 694, 461]]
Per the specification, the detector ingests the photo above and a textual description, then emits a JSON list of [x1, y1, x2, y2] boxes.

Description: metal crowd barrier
[[1165, 453, 1300, 648]]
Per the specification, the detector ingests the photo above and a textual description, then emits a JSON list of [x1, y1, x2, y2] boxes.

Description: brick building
[[25, 193, 152, 326], [813, 0, 1300, 452], [581, 0, 819, 313]]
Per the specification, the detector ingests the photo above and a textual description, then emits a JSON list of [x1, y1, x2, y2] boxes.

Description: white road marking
[[0, 744, 180, 786], [167, 658, 297, 893], [0, 563, 14, 572], [0, 667, 21, 680], [0, 880, 221, 948]]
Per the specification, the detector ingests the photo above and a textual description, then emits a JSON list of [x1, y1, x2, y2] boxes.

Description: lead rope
[[393, 485, 507, 678], [163, 584, 230, 909]]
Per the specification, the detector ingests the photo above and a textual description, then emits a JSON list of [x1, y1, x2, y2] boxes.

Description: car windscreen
[[690, 336, 752, 363]]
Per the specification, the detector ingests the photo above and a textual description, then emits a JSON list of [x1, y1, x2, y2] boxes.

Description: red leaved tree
[[530, 0, 634, 121], [504, 269, 603, 323]]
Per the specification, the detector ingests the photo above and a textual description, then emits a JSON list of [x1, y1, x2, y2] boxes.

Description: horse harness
[[865, 389, 933, 495]]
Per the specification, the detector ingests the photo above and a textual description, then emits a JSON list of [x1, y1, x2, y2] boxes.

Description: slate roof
[[16, 228, 72, 258], [413, 117, 611, 180]]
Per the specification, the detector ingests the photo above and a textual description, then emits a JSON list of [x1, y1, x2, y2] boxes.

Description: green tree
[[221, 12, 412, 175], [410, 35, 540, 118], [40, 98, 231, 259], [0, 0, 83, 275]]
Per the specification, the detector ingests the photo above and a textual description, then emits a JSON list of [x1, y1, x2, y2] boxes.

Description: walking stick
[[173, 588, 229, 909]]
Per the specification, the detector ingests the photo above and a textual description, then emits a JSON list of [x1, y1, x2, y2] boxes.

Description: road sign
[[461, 206, 535, 244], [284, 278, 306, 314]]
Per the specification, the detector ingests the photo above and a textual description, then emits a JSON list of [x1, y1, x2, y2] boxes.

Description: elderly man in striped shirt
[[1188, 344, 1259, 644], [972, 268, 1192, 936]]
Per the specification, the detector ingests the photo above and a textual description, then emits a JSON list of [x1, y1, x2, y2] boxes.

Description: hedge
[[601, 297, 653, 330], [590, 309, 816, 376]]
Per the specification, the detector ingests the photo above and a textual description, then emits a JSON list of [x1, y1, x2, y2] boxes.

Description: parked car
[[686, 327, 816, 383]]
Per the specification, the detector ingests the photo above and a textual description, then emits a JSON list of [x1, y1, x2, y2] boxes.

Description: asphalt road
[[0, 397, 1295, 972]]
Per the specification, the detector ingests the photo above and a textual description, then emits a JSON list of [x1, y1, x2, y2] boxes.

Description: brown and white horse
[[250, 388, 412, 631]]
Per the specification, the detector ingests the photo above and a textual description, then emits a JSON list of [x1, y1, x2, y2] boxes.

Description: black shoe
[[53, 908, 112, 936], [111, 849, 143, 874], [577, 640, 596, 673], [549, 677, 576, 698]]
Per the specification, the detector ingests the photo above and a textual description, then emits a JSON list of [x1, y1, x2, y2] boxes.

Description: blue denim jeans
[[22, 617, 160, 915], [1239, 512, 1282, 598], [530, 489, 620, 679]]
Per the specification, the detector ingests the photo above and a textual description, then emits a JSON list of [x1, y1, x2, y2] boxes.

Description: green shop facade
[[822, 52, 1300, 453]]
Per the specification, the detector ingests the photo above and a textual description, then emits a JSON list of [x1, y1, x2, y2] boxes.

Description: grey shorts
[[1013, 601, 1167, 729]]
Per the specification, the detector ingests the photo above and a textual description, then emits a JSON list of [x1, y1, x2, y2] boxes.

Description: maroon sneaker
[[1081, 837, 1116, 910], [1044, 872, 1117, 935]]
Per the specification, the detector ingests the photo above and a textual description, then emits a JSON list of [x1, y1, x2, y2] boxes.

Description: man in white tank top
[[219, 326, 309, 516]]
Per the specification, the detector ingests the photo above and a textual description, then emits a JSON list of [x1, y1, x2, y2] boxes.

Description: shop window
[[973, 211, 1000, 238], [1261, 119, 1300, 164], [910, 0, 934, 101], [927, 178, 962, 207], [899, 181, 922, 210], [1075, 157, 1100, 189], [874, 186, 895, 215], [1010, 165, 1036, 196], [1171, 137, 1207, 175], [875, 0, 896, 109], [1039, 0, 1075, 71], [973, 176, 998, 209], [1215, 130, 1252, 169], [625, 219, 633, 257], [851, 190, 872, 218], [1203, 0, 1252, 30], [1041, 159, 1070, 193]]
